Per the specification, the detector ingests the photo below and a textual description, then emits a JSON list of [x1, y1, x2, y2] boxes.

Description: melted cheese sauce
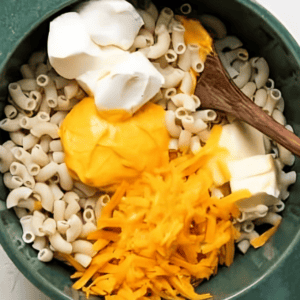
[[59, 97, 170, 190]]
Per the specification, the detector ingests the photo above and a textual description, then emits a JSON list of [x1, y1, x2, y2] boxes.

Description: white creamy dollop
[[93, 52, 165, 114], [228, 154, 280, 198], [48, 12, 103, 79], [47, 0, 164, 114], [77, 0, 144, 50], [219, 120, 266, 160], [217, 120, 280, 197], [48, 12, 128, 79]]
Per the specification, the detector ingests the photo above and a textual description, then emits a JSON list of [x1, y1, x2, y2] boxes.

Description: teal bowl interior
[[0, 0, 300, 299]]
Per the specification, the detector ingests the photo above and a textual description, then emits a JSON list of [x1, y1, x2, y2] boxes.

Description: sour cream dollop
[[77, 0, 144, 50], [93, 52, 165, 115], [47, 0, 163, 115]]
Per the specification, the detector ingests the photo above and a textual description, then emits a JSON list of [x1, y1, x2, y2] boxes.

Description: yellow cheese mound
[[70, 126, 251, 300], [59, 97, 170, 190]]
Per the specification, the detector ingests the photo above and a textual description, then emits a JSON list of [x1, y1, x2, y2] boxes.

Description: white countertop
[[0, 0, 299, 299]]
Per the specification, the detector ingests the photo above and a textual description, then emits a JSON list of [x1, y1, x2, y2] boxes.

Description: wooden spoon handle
[[195, 54, 300, 157], [233, 95, 300, 157]]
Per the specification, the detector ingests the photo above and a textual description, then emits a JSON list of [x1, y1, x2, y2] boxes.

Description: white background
[[0, 0, 299, 299]]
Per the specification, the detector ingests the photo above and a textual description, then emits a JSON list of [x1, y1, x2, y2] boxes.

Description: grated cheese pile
[[69, 126, 251, 299]]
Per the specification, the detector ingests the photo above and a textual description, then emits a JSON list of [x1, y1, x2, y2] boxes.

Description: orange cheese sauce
[[59, 97, 170, 190], [177, 15, 213, 62]]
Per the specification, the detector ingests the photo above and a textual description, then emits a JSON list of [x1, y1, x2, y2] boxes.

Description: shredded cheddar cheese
[[250, 219, 282, 248], [68, 126, 252, 300]]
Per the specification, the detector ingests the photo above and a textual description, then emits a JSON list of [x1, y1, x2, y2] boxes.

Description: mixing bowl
[[0, 0, 300, 299]]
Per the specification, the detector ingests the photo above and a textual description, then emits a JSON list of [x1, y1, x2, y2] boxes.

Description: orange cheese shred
[[250, 219, 282, 248], [67, 125, 253, 299]]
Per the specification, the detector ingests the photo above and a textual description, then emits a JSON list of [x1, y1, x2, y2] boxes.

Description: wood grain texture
[[195, 53, 300, 157]]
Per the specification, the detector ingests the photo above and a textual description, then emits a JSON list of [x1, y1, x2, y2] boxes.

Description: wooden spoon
[[194, 51, 300, 157]]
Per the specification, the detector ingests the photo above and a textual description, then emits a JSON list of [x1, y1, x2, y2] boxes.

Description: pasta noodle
[[79, 222, 97, 239], [178, 44, 192, 71], [250, 57, 269, 89], [0, 145, 15, 173], [57, 221, 70, 234], [171, 93, 197, 111], [182, 115, 207, 134], [272, 109, 286, 125], [42, 218, 57, 235], [30, 121, 59, 139], [141, 24, 171, 59], [240, 82, 256, 99], [192, 110, 217, 122], [190, 135, 201, 154], [49, 232, 72, 254], [253, 88, 268, 107], [178, 129, 192, 151], [31, 210, 46, 237], [33, 182, 55, 212], [232, 61, 252, 89], [57, 163, 74, 191], [179, 3, 192, 15], [64, 197, 81, 220], [23, 134, 40, 151], [38, 248, 54, 262], [55, 95, 79, 111], [72, 240, 97, 257], [0, 113, 24, 132], [37, 75, 58, 108], [168, 138, 179, 151], [165, 110, 182, 138], [156, 7, 174, 29], [35, 63, 48, 77], [64, 80, 79, 100], [12, 147, 40, 176], [137, 9, 155, 33], [17, 78, 39, 91], [35, 161, 58, 182], [20, 215, 35, 243], [28, 50, 47, 69], [8, 83, 36, 111], [52, 151, 65, 164], [53, 200, 66, 222], [4, 105, 18, 119], [32, 236, 47, 251], [74, 253, 92, 268], [199, 14, 227, 39], [73, 181, 97, 197], [31, 144, 50, 167], [39, 135, 52, 153], [3, 173, 23, 189], [10, 162, 35, 188], [179, 72, 193, 95], [189, 44, 204, 73], [165, 49, 177, 63], [263, 88, 281, 115], [83, 208, 96, 224], [20, 64, 35, 79], [277, 125, 295, 166], [172, 24, 186, 55], [66, 214, 83, 242]]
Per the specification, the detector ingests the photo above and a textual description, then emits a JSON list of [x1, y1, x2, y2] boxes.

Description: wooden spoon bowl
[[194, 52, 300, 157]]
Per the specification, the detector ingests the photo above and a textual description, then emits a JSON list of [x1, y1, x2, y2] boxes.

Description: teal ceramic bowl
[[0, 0, 300, 299]]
